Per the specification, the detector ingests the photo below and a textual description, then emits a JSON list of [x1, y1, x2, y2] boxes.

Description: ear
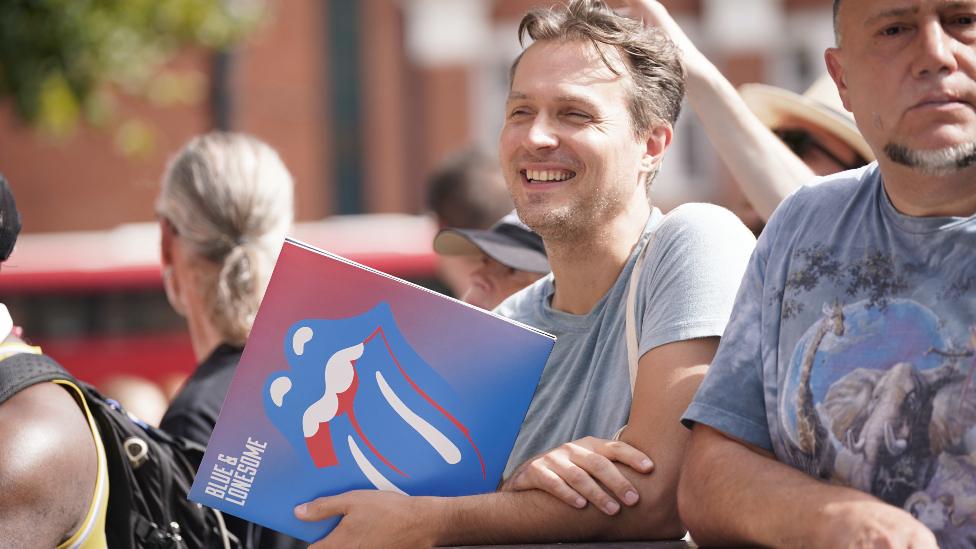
[[639, 122, 674, 176], [825, 48, 852, 112]]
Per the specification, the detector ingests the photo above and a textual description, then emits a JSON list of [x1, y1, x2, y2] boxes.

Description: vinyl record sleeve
[[189, 238, 555, 542]]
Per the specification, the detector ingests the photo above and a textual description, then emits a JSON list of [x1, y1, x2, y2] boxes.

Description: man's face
[[461, 254, 543, 311], [499, 40, 657, 240], [827, 0, 976, 173]]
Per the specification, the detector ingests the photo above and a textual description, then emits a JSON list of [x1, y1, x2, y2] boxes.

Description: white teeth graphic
[[525, 169, 574, 182], [293, 327, 314, 355], [300, 342, 364, 437], [269, 377, 292, 407]]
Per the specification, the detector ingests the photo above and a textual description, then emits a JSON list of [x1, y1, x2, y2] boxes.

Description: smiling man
[[293, 1, 755, 547], [678, 1, 976, 547]]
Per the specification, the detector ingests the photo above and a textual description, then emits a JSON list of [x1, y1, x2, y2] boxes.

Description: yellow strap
[[53, 379, 109, 549], [1, 346, 107, 547], [0, 342, 42, 360]]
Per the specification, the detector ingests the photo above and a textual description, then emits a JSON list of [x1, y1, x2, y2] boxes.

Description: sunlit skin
[[499, 39, 667, 249], [499, 39, 670, 314], [460, 254, 544, 311], [826, 0, 976, 216]]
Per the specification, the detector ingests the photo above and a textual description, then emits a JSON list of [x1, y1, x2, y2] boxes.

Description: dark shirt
[[161, 344, 305, 549], [161, 343, 241, 446]]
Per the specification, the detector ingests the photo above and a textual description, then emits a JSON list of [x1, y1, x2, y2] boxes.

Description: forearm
[[431, 469, 685, 546], [678, 425, 890, 547], [630, 0, 813, 220], [426, 343, 715, 546], [682, 55, 814, 221]]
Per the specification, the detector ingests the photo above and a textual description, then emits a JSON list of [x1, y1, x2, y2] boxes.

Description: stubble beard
[[884, 142, 976, 176], [514, 194, 586, 243], [514, 191, 616, 246]]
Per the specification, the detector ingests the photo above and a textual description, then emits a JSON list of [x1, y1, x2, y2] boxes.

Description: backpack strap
[[0, 351, 75, 405]]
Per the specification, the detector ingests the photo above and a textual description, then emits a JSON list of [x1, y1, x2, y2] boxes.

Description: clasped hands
[[500, 435, 653, 516], [290, 435, 650, 548]]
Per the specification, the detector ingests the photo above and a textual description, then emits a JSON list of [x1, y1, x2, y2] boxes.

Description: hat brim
[[433, 229, 550, 274], [739, 83, 875, 162]]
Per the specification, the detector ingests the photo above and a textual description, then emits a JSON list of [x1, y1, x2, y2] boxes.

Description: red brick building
[[0, 0, 834, 235]]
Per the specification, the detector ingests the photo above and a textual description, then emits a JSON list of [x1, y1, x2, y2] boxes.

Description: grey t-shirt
[[683, 164, 976, 546], [498, 203, 756, 478]]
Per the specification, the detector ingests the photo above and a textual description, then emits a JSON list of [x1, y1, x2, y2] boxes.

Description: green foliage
[[0, 0, 264, 135]]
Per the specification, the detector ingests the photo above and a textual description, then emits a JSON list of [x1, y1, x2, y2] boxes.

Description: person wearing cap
[[0, 175, 110, 548], [426, 147, 516, 299], [626, 0, 873, 222], [677, 0, 976, 546], [433, 212, 549, 310], [293, 2, 755, 546]]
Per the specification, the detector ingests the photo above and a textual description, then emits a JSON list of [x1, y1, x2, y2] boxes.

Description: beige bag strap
[[612, 235, 653, 442], [624, 234, 653, 393]]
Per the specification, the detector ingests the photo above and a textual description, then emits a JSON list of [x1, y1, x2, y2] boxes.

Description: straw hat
[[740, 74, 875, 162]]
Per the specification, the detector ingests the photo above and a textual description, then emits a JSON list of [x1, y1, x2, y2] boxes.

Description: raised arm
[[0, 382, 98, 547], [297, 338, 716, 547], [626, 0, 814, 220], [678, 424, 938, 548]]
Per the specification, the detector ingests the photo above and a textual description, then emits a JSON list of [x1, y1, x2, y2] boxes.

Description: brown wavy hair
[[511, 0, 684, 138]]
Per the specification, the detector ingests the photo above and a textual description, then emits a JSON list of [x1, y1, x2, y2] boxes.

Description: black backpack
[[0, 352, 239, 549]]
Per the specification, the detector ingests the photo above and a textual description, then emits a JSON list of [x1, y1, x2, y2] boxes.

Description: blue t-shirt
[[683, 164, 976, 546], [498, 203, 756, 478]]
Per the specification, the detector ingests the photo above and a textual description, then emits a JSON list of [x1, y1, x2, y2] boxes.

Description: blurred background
[[0, 0, 833, 399]]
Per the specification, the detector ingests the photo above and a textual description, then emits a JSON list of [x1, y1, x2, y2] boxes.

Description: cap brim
[[739, 83, 875, 162], [433, 228, 550, 273]]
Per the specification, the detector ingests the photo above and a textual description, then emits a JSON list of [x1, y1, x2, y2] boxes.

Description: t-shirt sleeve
[[680, 196, 799, 451], [637, 203, 756, 355]]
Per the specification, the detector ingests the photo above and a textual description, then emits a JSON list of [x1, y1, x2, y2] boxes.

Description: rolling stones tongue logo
[[266, 318, 485, 494]]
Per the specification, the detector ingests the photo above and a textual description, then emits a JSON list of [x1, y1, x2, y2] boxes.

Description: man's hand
[[296, 490, 441, 549], [500, 436, 654, 515], [817, 500, 937, 549]]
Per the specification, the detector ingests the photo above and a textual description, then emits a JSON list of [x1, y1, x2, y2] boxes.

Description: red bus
[[1, 214, 441, 389]]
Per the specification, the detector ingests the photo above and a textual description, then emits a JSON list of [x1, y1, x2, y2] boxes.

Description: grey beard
[[884, 142, 976, 176]]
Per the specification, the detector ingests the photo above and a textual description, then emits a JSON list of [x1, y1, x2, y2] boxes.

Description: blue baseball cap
[[433, 212, 550, 274]]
